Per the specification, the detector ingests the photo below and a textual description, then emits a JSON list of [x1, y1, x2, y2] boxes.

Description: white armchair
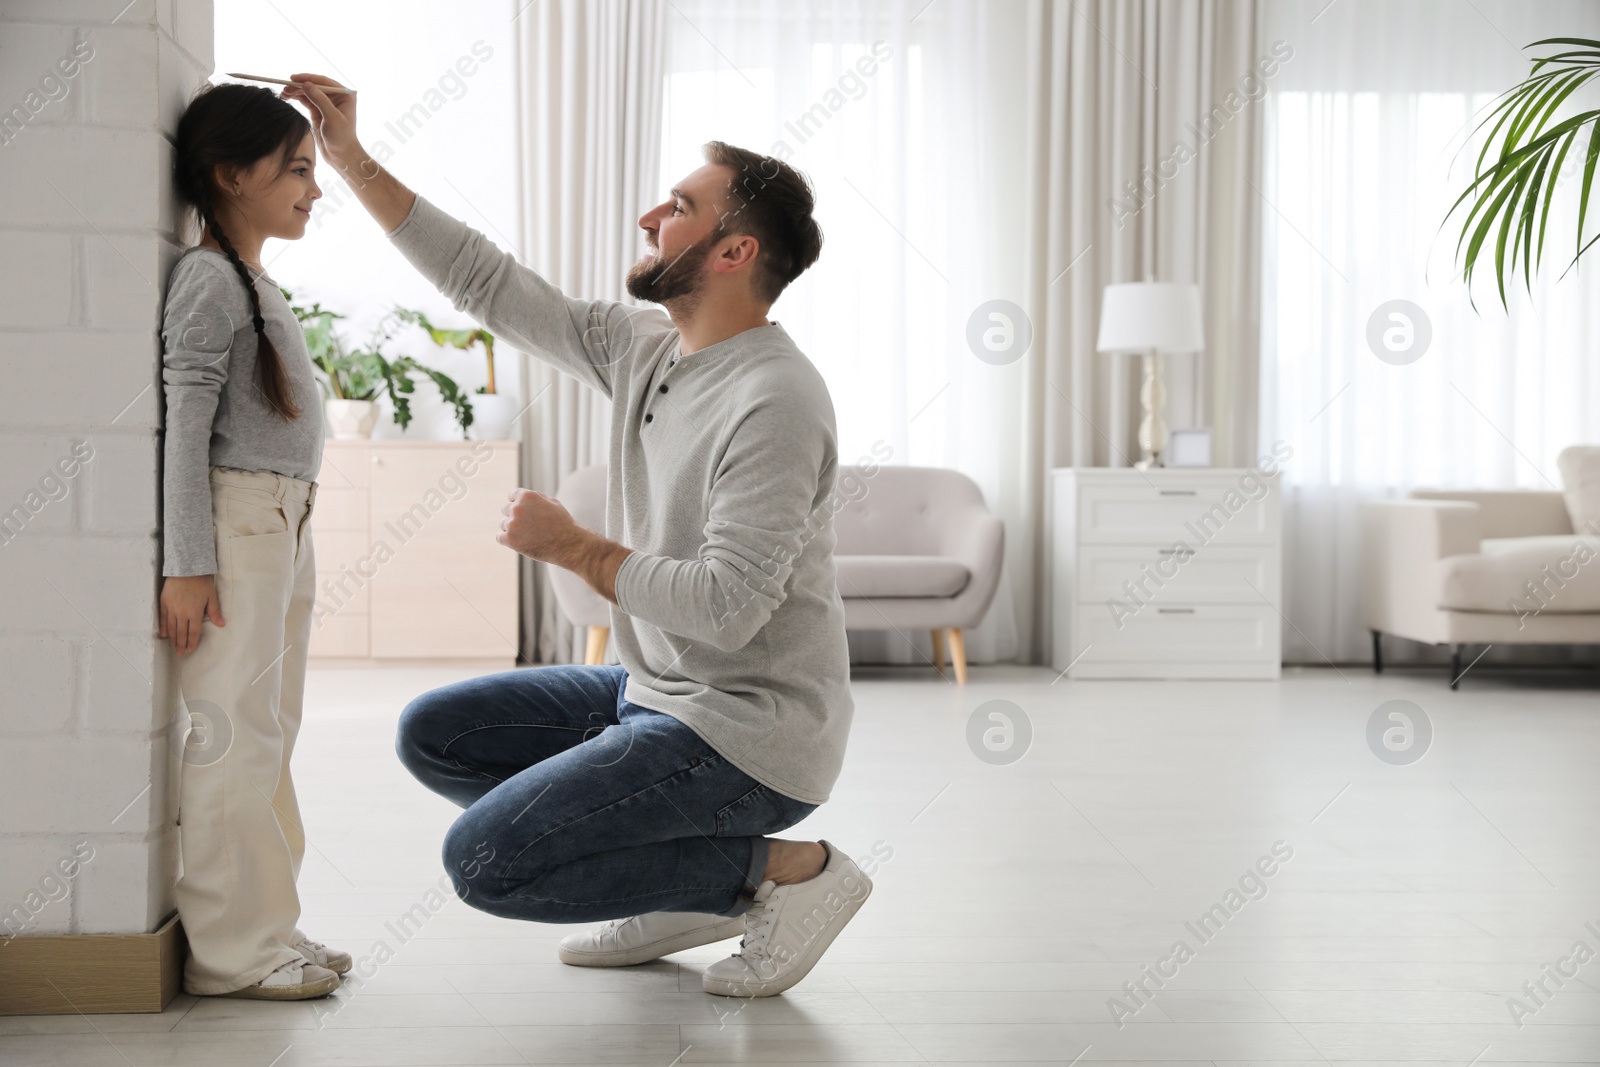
[[832, 465, 1006, 684], [1361, 488, 1600, 687], [549, 464, 613, 664]]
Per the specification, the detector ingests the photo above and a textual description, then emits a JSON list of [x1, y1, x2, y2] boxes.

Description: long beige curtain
[[512, 0, 667, 665], [1021, 0, 1266, 664]]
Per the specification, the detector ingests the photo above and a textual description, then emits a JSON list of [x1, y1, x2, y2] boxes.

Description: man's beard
[[625, 227, 723, 308]]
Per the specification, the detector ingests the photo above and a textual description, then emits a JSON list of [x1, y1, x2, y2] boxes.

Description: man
[[281, 75, 867, 997]]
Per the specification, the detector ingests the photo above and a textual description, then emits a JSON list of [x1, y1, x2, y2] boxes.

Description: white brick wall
[[0, 0, 211, 938]]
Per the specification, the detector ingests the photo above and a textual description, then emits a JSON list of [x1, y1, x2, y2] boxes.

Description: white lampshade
[[1095, 282, 1204, 353]]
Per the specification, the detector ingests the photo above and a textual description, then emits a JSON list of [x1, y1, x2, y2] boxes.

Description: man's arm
[[282, 75, 651, 398], [495, 390, 831, 653], [611, 397, 831, 653]]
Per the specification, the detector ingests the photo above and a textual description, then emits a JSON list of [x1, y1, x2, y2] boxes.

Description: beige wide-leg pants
[[172, 465, 318, 995]]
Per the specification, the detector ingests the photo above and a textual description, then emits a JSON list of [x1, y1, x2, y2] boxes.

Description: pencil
[[226, 73, 357, 95]]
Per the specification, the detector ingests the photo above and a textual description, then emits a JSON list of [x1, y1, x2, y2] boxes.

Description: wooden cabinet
[[308, 439, 520, 666], [1051, 468, 1282, 679]]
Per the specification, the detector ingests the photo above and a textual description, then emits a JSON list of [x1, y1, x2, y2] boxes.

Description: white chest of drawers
[[1050, 468, 1282, 679]]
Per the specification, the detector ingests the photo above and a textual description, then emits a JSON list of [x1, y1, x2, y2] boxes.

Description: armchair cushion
[[1437, 535, 1600, 613], [835, 555, 970, 599]]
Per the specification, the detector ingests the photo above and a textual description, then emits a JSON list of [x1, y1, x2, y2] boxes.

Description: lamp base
[[1133, 451, 1163, 471], [1136, 350, 1167, 470]]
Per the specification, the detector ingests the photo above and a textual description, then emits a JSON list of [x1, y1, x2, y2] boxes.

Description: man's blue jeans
[[395, 664, 819, 922]]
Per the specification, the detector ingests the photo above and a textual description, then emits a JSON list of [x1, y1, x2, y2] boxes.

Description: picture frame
[[1166, 428, 1212, 468]]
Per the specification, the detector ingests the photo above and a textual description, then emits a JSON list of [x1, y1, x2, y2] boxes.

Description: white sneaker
[[294, 937, 353, 975], [215, 957, 340, 1000], [702, 839, 871, 998], [558, 911, 746, 967]]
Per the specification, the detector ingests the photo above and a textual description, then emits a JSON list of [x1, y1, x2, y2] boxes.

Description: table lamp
[[1095, 281, 1204, 470]]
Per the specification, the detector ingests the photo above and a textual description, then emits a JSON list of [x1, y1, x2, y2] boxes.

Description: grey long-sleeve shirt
[[386, 194, 854, 804], [160, 249, 324, 576]]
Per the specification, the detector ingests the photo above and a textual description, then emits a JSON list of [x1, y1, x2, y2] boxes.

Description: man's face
[[626, 164, 732, 305]]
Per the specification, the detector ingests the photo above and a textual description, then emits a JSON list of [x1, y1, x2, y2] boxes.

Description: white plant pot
[[325, 398, 378, 439], [467, 391, 521, 441]]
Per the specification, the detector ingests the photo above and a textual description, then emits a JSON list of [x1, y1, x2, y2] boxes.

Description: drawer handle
[[1157, 607, 1196, 614], [1158, 489, 1197, 496], [1157, 548, 1182, 555]]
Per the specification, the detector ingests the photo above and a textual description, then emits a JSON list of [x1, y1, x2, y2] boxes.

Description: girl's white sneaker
[[216, 957, 340, 1000], [294, 936, 353, 975]]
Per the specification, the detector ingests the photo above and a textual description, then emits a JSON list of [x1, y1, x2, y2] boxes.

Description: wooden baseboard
[[0, 911, 186, 1015]]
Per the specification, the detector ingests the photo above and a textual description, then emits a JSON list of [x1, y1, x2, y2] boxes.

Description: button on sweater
[[385, 194, 854, 804]]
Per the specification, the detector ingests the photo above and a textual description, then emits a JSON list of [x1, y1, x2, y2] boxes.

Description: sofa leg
[[1449, 643, 1463, 689], [1371, 630, 1383, 674], [585, 625, 610, 666], [931, 628, 946, 672], [947, 628, 968, 685]]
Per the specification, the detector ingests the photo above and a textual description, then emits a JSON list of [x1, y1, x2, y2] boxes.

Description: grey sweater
[[160, 249, 324, 576], [387, 194, 854, 804]]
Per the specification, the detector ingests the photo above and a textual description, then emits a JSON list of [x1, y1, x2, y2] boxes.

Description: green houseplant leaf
[[282, 287, 361, 400], [393, 307, 498, 395], [1444, 37, 1600, 310]]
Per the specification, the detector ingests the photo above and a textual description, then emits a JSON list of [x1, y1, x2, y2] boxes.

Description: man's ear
[[718, 233, 760, 274]]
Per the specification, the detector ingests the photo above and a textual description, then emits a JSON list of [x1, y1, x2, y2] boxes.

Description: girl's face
[[227, 130, 321, 238]]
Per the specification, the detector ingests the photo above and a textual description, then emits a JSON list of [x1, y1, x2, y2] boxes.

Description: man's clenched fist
[[497, 488, 579, 563], [496, 488, 630, 604]]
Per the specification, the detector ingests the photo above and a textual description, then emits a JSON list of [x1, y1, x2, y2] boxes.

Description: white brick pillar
[[0, 1, 213, 941]]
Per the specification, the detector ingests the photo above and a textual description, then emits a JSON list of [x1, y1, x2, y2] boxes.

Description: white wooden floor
[[4, 662, 1600, 1065]]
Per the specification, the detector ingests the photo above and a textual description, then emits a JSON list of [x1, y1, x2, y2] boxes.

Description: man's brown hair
[[702, 141, 824, 305]]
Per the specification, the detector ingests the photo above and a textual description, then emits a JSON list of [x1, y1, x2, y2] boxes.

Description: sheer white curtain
[[657, 0, 1030, 665], [1260, 0, 1600, 664], [514, 0, 667, 665]]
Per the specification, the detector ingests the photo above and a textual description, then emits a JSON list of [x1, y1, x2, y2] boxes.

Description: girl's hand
[[280, 74, 362, 174], [160, 575, 226, 657]]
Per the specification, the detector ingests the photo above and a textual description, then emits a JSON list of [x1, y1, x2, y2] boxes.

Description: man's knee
[[441, 811, 512, 909], [395, 691, 450, 779], [440, 809, 575, 922]]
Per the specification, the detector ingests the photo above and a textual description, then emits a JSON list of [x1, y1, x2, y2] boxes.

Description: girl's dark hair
[[173, 83, 310, 421]]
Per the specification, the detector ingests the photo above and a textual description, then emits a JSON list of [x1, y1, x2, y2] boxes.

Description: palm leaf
[[1572, 123, 1600, 272], [1445, 36, 1600, 310], [1535, 129, 1578, 268]]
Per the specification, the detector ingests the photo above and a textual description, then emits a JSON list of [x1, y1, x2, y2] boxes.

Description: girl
[[159, 83, 345, 1000]]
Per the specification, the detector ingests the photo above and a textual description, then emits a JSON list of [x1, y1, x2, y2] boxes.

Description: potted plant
[[284, 290, 476, 439], [395, 308, 519, 440], [285, 291, 378, 439]]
